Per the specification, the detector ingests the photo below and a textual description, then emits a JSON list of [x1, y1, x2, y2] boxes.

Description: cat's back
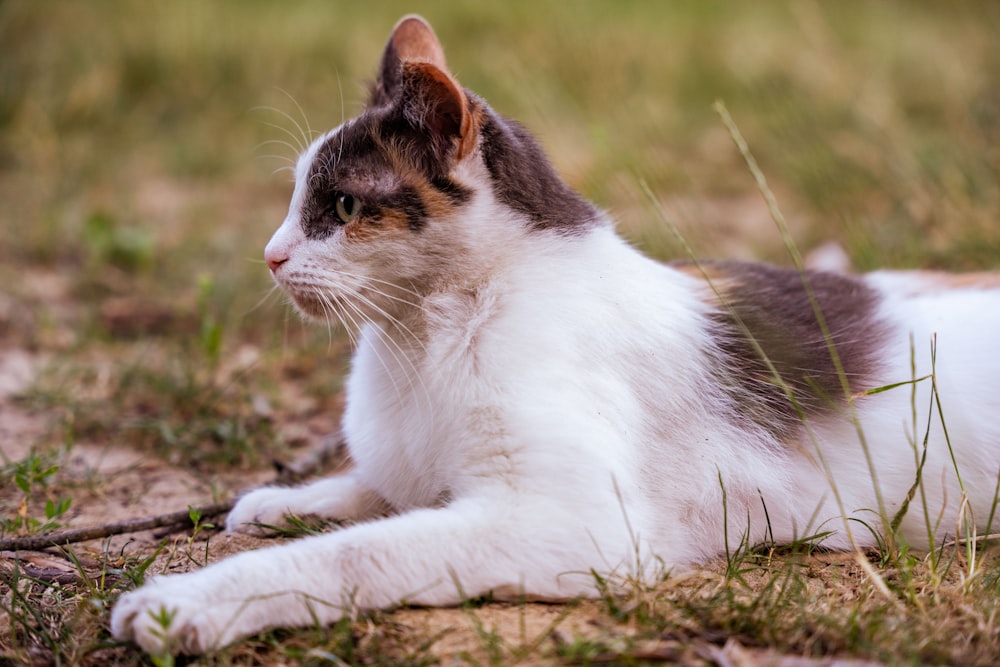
[[861, 269, 1000, 429], [863, 269, 1000, 373]]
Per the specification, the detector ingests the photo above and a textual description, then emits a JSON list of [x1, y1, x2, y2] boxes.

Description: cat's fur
[[112, 16, 1000, 655]]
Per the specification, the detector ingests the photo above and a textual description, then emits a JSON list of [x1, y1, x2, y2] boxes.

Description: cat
[[111, 15, 1000, 655]]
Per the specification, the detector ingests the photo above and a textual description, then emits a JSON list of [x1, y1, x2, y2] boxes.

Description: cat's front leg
[[111, 491, 624, 655], [226, 471, 388, 535]]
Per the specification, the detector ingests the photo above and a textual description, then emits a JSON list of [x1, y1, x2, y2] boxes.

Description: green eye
[[335, 193, 360, 224]]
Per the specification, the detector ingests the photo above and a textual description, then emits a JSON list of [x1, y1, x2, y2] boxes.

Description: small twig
[[0, 430, 348, 552], [0, 500, 234, 552], [1, 563, 85, 586]]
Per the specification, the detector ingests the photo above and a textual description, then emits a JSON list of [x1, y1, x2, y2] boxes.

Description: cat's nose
[[264, 245, 288, 273]]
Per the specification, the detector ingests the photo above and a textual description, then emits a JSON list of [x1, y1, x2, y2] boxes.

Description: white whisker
[[254, 138, 302, 158], [275, 87, 317, 144], [336, 71, 346, 168], [337, 284, 434, 411], [323, 268, 425, 301], [253, 101, 311, 152], [310, 274, 421, 313], [254, 117, 307, 154], [317, 291, 354, 349], [244, 284, 284, 317], [337, 296, 411, 402], [309, 275, 427, 354]]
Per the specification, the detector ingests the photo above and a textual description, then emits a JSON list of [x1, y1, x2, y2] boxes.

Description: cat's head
[[264, 15, 600, 325]]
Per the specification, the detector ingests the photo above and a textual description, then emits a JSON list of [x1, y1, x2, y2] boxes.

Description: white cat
[[111, 15, 1000, 655]]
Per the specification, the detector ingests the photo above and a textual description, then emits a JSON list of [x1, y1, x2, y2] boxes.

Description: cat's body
[[112, 16, 1000, 655]]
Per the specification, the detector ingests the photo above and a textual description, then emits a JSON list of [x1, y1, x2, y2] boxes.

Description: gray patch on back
[[689, 260, 889, 441]]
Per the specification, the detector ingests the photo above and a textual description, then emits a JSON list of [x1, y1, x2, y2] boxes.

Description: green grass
[[2, 1, 1000, 664]]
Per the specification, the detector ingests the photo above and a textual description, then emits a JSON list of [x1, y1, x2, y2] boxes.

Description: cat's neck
[[366, 206, 612, 350]]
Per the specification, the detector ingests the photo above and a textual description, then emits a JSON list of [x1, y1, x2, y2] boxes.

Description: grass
[[2, 0, 1000, 664]]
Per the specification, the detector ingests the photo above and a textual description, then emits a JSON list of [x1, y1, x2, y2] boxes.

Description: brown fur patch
[[342, 214, 397, 242], [411, 176, 458, 220]]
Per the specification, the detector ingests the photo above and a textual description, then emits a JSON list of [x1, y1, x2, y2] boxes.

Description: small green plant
[[196, 274, 224, 369], [147, 604, 179, 667], [1, 450, 73, 535], [183, 505, 216, 567], [83, 211, 154, 273]]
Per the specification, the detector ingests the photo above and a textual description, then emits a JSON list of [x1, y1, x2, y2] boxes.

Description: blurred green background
[[1, 1, 998, 464]]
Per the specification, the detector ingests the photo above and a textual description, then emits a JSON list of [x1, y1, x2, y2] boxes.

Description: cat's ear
[[372, 15, 477, 163], [373, 14, 448, 99], [398, 61, 477, 163]]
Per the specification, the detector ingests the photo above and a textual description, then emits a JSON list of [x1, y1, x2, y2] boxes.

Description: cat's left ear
[[373, 15, 477, 163], [398, 61, 477, 163]]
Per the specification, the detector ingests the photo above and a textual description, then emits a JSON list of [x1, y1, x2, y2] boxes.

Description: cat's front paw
[[226, 486, 299, 535], [111, 577, 240, 655]]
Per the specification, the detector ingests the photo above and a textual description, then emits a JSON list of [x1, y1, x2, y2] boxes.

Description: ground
[[2, 2, 1000, 665]]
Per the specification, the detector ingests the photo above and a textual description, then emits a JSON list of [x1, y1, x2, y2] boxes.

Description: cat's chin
[[284, 290, 334, 322]]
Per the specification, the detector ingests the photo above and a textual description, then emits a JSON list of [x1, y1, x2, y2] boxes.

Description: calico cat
[[112, 15, 1000, 655]]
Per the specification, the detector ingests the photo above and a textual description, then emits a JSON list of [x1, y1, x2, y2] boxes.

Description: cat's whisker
[[324, 268, 426, 301], [253, 153, 298, 178], [361, 286, 423, 313], [325, 277, 432, 400], [293, 271, 431, 401], [254, 117, 308, 155], [253, 102, 312, 152], [311, 274, 422, 318], [337, 295, 412, 402], [313, 287, 351, 343], [317, 291, 354, 349], [244, 284, 285, 317], [275, 86, 318, 144], [336, 71, 346, 169], [319, 132, 346, 181], [314, 299, 337, 346], [254, 138, 302, 159], [332, 279, 417, 350], [316, 276, 428, 354], [355, 322, 432, 413]]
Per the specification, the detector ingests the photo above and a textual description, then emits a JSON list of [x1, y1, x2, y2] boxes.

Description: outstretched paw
[[111, 579, 238, 655], [225, 486, 303, 535]]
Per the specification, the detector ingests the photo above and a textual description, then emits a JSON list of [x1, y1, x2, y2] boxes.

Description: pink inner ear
[[391, 15, 448, 71]]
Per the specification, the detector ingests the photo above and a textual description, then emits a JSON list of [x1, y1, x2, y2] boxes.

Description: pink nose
[[265, 246, 288, 273]]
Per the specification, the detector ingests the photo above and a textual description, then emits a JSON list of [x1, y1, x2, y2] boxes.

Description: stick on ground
[[0, 500, 234, 552], [0, 431, 348, 553]]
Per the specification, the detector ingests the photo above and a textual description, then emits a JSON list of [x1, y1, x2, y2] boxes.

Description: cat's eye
[[334, 193, 361, 224]]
